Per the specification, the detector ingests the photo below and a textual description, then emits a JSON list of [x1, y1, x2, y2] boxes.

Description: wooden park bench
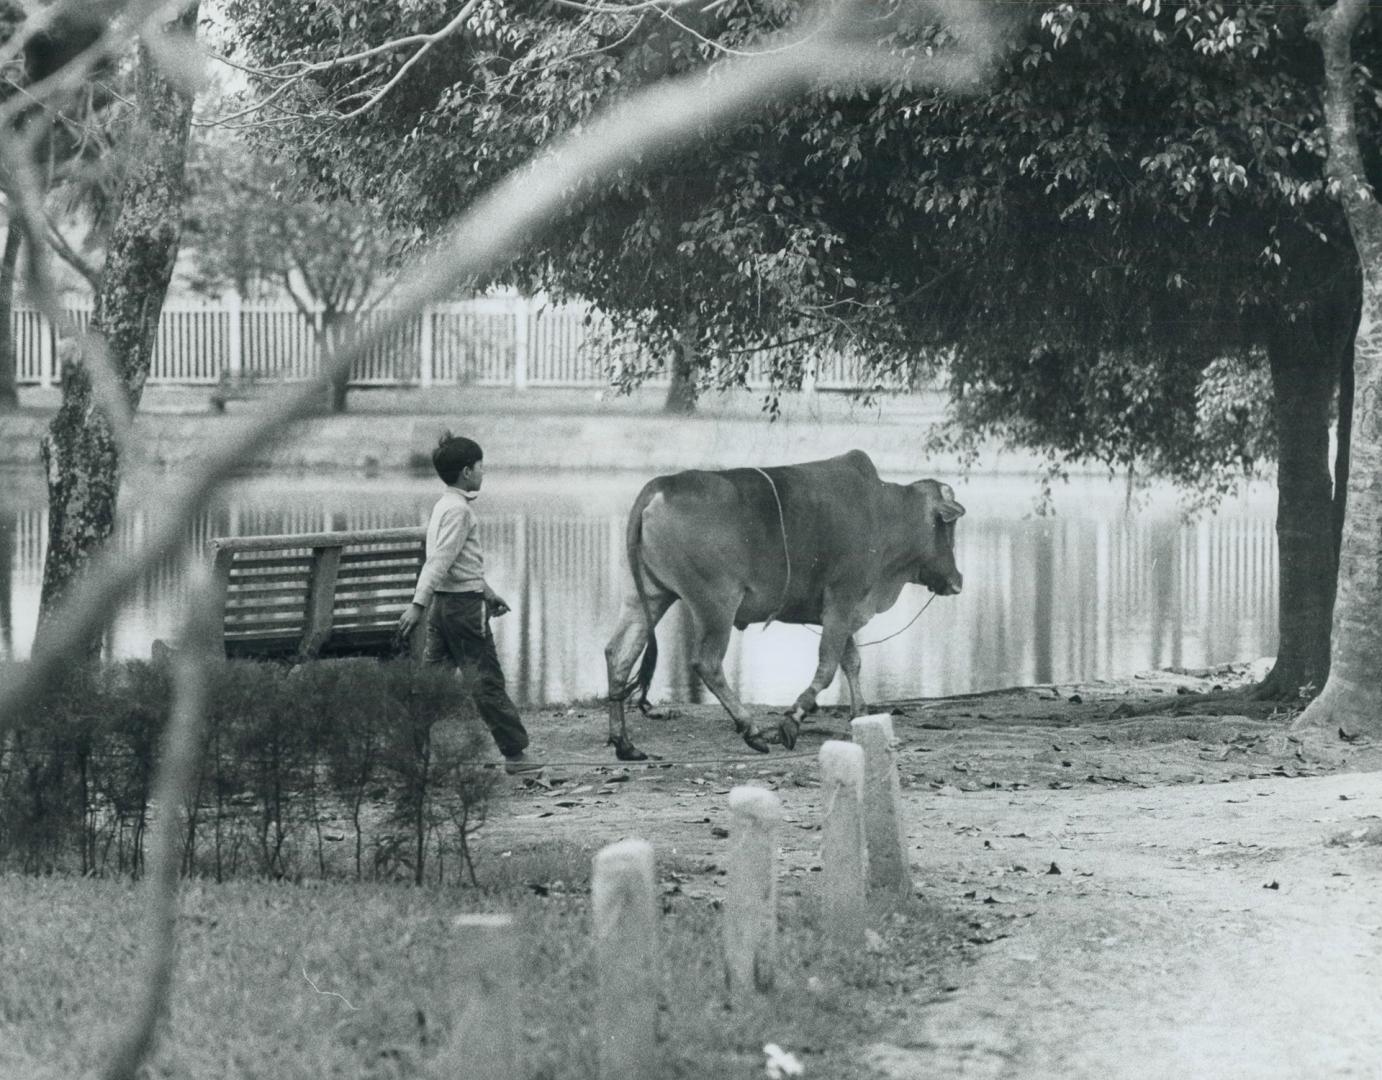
[[209, 527, 427, 660]]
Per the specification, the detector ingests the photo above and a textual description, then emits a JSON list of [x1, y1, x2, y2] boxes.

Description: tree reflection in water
[[4, 473, 1278, 705]]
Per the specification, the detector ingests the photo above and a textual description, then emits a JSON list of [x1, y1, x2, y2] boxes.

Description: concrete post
[[593, 838, 657, 1078], [818, 740, 868, 947], [850, 713, 912, 900], [442, 913, 518, 1080], [724, 786, 784, 997]]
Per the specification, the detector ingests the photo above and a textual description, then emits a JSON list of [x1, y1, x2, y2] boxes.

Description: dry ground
[[476, 663, 1382, 1080]]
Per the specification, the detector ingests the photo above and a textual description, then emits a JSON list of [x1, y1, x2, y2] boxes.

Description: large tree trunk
[[1252, 316, 1341, 699], [35, 4, 199, 653], [1295, 0, 1382, 736], [1332, 332, 1355, 558], [664, 315, 698, 414], [0, 226, 20, 412]]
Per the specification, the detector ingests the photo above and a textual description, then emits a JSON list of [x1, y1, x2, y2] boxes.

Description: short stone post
[[724, 786, 784, 998], [818, 740, 868, 947], [593, 838, 657, 1079], [851, 713, 912, 900], [441, 913, 518, 1080]]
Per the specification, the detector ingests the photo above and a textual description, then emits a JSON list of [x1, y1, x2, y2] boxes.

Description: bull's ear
[[935, 483, 965, 522]]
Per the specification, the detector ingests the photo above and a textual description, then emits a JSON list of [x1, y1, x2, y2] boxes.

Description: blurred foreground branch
[[98, 577, 217, 1080]]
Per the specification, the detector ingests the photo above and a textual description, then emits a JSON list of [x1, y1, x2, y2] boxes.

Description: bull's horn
[[939, 499, 966, 522]]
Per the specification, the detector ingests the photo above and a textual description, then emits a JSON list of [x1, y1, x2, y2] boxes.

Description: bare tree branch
[[335, 0, 482, 119], [200, 0, 643, 128], [44, 216, 101, 290], [99, 574, 217, 1080], [0, 0, 172, 131]]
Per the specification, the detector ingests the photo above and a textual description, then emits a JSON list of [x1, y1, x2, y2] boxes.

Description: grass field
[[0, 841, 970, 1080]]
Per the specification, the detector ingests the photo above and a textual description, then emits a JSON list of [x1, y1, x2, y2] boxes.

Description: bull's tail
[[613, 483, 661, 710]]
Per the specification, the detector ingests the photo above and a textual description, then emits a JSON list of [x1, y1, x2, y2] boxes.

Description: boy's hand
[[483, 588, 511, 617], [397, 603, 424, 639]]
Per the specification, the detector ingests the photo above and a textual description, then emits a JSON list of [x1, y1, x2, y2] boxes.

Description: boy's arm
[[397, 505, 468, 636], [481, 580, 510, 617]]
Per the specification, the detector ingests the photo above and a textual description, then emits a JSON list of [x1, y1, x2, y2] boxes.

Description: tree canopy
[[222, 0, 1367, 484]]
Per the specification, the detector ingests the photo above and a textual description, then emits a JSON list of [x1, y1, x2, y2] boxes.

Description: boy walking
[[397, 433, 539, 774]]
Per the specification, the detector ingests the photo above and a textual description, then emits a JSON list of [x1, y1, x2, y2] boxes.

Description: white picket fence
[[11, 295, 903, 391]]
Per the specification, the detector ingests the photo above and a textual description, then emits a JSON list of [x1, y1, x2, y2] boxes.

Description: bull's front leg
[[781, 614, 856, 750]]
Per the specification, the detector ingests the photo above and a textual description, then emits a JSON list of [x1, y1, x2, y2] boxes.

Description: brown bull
[[604, 450, 965, 760]]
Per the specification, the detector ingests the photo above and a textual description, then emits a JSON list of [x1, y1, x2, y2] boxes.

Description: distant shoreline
[[1, 383, 1080, 477]]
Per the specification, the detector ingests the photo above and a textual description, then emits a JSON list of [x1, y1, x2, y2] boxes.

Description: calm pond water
[[2, 470, 1278, 707]]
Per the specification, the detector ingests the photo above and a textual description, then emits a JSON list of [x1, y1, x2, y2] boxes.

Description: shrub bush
[[0, 658, 495, 883]]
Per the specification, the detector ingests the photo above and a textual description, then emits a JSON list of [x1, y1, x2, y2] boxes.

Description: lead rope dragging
[[753, 466, 791, 626]]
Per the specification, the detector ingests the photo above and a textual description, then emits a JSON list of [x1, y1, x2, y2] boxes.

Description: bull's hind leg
[[684, 595, 772, 754], [605, 590, 675, 761], [841, 636, 866, 718]]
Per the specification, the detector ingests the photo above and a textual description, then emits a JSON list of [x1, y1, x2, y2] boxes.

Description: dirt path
[[867, 772, 1382, 1079], [476, 664, 1382, 1079]]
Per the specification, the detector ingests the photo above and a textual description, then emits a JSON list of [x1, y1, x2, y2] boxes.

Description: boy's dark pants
[[423, 593, 529, 758]]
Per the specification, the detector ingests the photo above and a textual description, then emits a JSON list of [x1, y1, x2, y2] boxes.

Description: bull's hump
[[766, 449, 878, 480], [839, 448, 879, 477]]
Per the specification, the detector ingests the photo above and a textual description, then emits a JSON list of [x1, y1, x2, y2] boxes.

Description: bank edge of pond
[[0, 405, 1060, 476]]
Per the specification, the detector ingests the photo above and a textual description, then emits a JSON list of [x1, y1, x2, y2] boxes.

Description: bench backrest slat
[[210, 527, 427, 659]]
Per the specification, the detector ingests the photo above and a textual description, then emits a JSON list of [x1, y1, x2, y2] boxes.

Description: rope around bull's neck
[[753, 466, 792, 625], [754, 465, 936, 649]]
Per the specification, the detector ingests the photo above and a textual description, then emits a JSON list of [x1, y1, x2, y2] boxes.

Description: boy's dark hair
[[432, 432, 484, 485]]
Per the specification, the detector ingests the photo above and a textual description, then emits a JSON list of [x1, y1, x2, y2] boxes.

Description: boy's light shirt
[[412, 485, 485, 606]]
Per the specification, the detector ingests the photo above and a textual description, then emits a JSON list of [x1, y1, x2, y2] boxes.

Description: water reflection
[[2, 472, 1278, 706]]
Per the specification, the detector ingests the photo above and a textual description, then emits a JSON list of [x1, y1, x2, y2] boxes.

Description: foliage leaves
[[221, 0, 1375, 495]]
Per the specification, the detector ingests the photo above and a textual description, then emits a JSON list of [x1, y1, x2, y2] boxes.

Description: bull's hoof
[[742, 730, 771, 754], [778, 716, 801, 751], [609, 736, 648, 762]]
